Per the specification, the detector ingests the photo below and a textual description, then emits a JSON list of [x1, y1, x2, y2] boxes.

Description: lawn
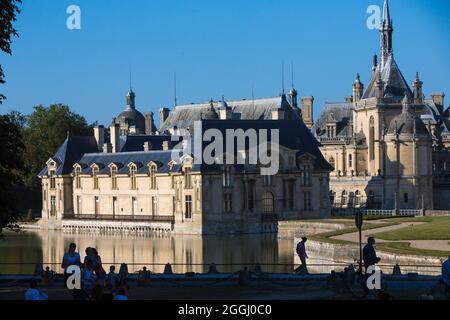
[[376, 242, 450, 258], [372, 217, 450, 241]]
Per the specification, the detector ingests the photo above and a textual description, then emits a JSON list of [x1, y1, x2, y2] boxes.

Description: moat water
[[0, 230, 295, 275]]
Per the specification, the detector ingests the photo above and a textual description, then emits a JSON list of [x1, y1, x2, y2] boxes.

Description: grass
[[373, 216, 450, 241], [376, 242, 450, 258]]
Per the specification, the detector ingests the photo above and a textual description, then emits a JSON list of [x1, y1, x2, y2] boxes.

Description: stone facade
[[314, 0, 450, 210]]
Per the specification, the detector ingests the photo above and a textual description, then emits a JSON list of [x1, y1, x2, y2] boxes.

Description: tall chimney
[[145, 112, 156, 135], [103, 143, 112, 153], [301, 96, 314, 129], [93, 125, 105, 151], [143, 141, 152, 152], [159, 108, 170, 127], [431, 93, 445, 114], [110, 119, 120, 153]]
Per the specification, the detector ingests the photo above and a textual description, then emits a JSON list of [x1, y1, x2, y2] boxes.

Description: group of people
[[61, 243, 129, 300], [296, 236, 450, 297], [25, 243, 129, 300]]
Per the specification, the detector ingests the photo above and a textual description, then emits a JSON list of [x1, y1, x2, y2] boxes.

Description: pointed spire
[[291, 61, 295, 89], [281, 61, 285, 95], [382, 0, 391, 25], [380, 0, 394, 67]]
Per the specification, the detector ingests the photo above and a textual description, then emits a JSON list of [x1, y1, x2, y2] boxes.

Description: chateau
[[39, 86, 332, 234], [38, 0, 450, 235], [314, 0, 450, 210]]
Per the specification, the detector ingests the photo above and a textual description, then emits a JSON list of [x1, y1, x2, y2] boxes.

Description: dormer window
[[92, 166, 99, 190], [49, 170, 56, 189], [111, 166, 118, 190], [130, 165, 137, 190], [149, 163, 157, 190], [75, 166, 82, 189]]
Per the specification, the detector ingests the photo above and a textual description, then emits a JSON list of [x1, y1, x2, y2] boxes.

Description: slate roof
[[76, 150, 187, 175], [313, 102, 353, 138], [159, 95, 300, 133], [363, 55, 413, 100], [38, 136, 99, 177], [119, 135, 182, 152], [199, 119, 332, 171]]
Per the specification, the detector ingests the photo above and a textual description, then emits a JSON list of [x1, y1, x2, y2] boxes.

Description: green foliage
[[0, 114, 25, 235], [22, 104, 92, 188], [0, 0, 22, 103]]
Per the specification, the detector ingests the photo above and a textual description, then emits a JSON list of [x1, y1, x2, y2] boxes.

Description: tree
[[0, 114, 25, 235], [23, 104, 93, 188], [0, 0, 22, 103]]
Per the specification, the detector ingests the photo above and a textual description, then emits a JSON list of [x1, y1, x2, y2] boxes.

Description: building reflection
[[0, 231, 295, 275]]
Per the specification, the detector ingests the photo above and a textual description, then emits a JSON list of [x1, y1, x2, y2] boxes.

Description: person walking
[[296, 237, 309, 274], [442, 255, 450, 296], [92, 248, 106, 286], [61, 243, 81, 289], [363, 237, 381, 295]]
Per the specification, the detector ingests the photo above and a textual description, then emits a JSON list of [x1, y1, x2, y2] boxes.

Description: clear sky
[[1, 0, 450, 126]]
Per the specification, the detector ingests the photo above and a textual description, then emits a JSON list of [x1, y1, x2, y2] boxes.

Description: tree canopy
[[0, 0, 22, 103]]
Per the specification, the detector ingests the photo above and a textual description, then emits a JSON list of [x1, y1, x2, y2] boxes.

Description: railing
[[63, 214, 175, 223], [331, 209, 423, 217]]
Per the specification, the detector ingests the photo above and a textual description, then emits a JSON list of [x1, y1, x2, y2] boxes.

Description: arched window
[[130, 166, 137, 190], [93, 167, 99, 190], [111, 166, 118, 190], [355, 190, 361, 207], [149, 164, 157, 190], [262, 192, 274, 215], [341, 191, 348, 207]]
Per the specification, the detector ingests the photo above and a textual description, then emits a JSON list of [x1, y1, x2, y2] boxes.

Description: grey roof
[[76, 150, 185, 175], [199, 119, 332, 171], [38, 136, 99, 177], [159, 95, 300, 132], [120, 135, 181, 152], [388, 110, 429, 135], [363, 55, 413, 100], [118, 108, 146, 131], [313, 102, 353, 137]]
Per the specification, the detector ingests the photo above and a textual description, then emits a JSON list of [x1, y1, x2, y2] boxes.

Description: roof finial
[[173, 72, 178, 108], [383, 0, 391, 25], [129, 64, 132, 91], [291, 61, 295, 89], [402, 91, 410, 113], [281, 60, 285, 95]]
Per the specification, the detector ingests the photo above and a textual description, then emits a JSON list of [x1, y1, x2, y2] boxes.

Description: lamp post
[[355, 208, 364, 278]]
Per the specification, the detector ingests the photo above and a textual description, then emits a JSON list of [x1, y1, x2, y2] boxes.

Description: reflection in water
[[0, 230, 295, 275]]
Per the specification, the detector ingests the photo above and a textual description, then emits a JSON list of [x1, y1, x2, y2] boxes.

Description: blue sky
[[1, 0, 450, 126]]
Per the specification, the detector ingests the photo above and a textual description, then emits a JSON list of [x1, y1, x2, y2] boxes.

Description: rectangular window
[[111, 167, 118, 190], [151, 196, 158, 216], [112, 197, 117, 217], [150, 166, 157, 190], [263, 175, 272, 187], [94, 196, 99, 216], [348, 154, 353, 168], [304, 192, 312, 211], [223, 166, 232, 187], [185, 195, 192, 219], [302, 165, 311, 186], [50, 196, 56, 217], [288, 180, 295, 210], [223, 194, 232, 213], [77, 196, 81, 215], [132, 197, 137, 216], [248, 181, 255, 211], [49, 170, 56, 189], [130, 167, 137, 190], [75, 168, 82, 189], [184, 167, 192, 189]]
